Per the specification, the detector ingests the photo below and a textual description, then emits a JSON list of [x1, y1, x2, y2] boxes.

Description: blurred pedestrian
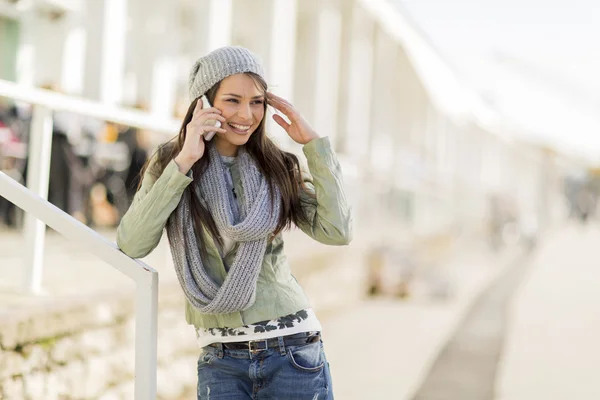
[[117, 46, 351, 399], [116, 106, 150, 204], [0, 101, 29, 227], [31, 84, 97, 223]]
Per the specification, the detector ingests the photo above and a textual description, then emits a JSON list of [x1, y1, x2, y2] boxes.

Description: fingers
[[202, 124, 227, 134], [192, 111, 226, 126], [192, 102, 222, 118], [195, 123, 227, 134], [198, 108, 223, 117], [187, 121, 227, 133], [187, 117, 227, 134], [193, 98, 203, 115], [266, 92, 291, 112], [267, 92, 298, 122], [200, 112, 226, 123], [272, 114, 290, 131]]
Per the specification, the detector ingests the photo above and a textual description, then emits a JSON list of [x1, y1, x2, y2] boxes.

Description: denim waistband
[[204, 331, 321, 359]]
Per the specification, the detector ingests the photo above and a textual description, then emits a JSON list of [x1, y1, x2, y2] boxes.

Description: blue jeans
[[197, 338, 334, 399]]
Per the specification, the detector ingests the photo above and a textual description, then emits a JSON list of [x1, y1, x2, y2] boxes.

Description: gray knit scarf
[[166, 145, 281, 314]]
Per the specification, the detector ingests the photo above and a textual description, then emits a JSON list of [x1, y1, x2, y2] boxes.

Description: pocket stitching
[[286, 347, 325, 373], [198, 352, 216, 367]]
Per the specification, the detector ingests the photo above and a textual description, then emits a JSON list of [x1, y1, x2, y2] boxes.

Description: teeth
[[229, 123, 251, 131]]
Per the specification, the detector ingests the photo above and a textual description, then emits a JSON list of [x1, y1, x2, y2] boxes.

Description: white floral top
[[196, 308, 322, 348]]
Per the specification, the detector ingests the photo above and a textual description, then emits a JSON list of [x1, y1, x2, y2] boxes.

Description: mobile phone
[[200, 95, 221, 141]]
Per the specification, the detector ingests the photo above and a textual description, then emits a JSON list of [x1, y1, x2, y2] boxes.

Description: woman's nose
[[237, 102, 252, 120]]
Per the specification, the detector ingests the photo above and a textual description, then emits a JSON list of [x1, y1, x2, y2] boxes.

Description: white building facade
[[0, 0, 563, 242]]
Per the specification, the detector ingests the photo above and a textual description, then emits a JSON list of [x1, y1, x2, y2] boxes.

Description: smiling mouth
[[227, 122, 252, 133]]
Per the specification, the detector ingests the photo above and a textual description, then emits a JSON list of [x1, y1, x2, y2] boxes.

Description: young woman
[[117, 46, 352, 399]]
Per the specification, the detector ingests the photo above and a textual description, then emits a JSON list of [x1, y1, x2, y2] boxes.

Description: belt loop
[[278, 336, 286, 356], [216, 342, 224, 359]]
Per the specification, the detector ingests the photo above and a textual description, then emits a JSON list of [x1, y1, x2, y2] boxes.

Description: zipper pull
[[232, 188, 237, 198]]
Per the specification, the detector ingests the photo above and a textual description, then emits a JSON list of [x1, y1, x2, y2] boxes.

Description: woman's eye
[[224, 98, 263, 105]]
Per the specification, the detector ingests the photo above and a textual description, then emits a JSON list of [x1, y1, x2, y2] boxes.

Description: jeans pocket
[[286, 341, 325, 373], [197, 350, 217, 369]]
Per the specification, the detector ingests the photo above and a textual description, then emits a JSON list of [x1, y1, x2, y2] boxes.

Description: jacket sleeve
[[116, 157, 193, 258], [296, 137, 353, 245]]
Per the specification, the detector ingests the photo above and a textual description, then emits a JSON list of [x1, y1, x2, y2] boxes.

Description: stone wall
[[0, 237, 368, 399], [0, 285, 198, 399]]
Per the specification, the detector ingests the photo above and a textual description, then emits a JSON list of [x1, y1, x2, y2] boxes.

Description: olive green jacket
[[116, 137, 352, 329]]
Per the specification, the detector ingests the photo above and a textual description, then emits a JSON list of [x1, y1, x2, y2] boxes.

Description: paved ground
[[1, 225, 516, 399], [324, 223, 600, 400], [6, 224, 598, 399], [321, 247, 519, 400], [411, 249, 531, 400], [496, 224, 600, 400]]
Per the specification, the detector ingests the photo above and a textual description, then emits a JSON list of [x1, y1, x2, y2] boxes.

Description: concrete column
[[425, 103, 439, 178], [128, 0, 180, 117], [60, 6, 86, 95], [126, 0, 151, 106], [480, 134, 502, 192], [430, 106, 448, 175], [445, 120, 458, 180], [463, 125, 485, 228], [0, 16, 19, 82], [436, 115, 449, 174], [337, 1, 375, 159], [406, 70, 429, 176], [22, 105, 53, 294], [82, 0, 127, 103], [293, 2, 318, 125], [34, 16, 65, 87], [294, 0, 342, 145], [267, 0, 298, 101], [15, 7, 44, 87], [537, 149, 555, 231], [231, 0, 298, 95], [393, 44, 430, 236], [169, 0, 234, 111], [206, 0, 233, 51], [231, 0, 298, 146], [188, 0, 232, 58], [17, 4, 80, 90], [369, 28, 398, 175], [16, 3, 64, 86], [469, 126, 483, 187], [82, 1, 103, 100], [314, 1, 342, 146], [395, 45, 421, 151], [100, 0, 127, 105]]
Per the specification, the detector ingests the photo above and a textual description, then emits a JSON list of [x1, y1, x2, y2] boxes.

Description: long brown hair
[[140, 72, 310, 257]]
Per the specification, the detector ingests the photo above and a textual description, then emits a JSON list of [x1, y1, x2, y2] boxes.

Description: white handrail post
[[134, 272, 159, 400], [22, 105, 54, 294]]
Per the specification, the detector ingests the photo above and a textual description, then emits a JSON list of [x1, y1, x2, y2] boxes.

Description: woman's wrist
[[302, 132, 321, 145], [174, 153, 196, 175]]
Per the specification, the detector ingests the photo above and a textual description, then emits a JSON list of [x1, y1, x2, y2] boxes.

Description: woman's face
[[212, 73, 266, 155]]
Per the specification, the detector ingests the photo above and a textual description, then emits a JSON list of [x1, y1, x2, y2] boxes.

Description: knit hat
[[188, 46, 266, 101]]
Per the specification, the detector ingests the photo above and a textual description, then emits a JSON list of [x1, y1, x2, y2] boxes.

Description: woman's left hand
[[267, 92, 320, 145]]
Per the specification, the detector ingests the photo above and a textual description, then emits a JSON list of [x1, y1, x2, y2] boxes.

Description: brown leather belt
[[208, 331, 321, 352]]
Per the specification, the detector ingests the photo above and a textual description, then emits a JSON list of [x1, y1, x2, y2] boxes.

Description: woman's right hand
[[174, 98, 227, 174]]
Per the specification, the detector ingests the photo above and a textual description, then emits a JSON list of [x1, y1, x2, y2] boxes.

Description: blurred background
[[1, 0, 599, 399]]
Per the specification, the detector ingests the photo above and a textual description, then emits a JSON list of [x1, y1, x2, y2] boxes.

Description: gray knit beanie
[[188, 46, 266, 101]]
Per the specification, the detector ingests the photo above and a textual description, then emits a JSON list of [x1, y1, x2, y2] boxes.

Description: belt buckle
[[247, 339, 268, 357]]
